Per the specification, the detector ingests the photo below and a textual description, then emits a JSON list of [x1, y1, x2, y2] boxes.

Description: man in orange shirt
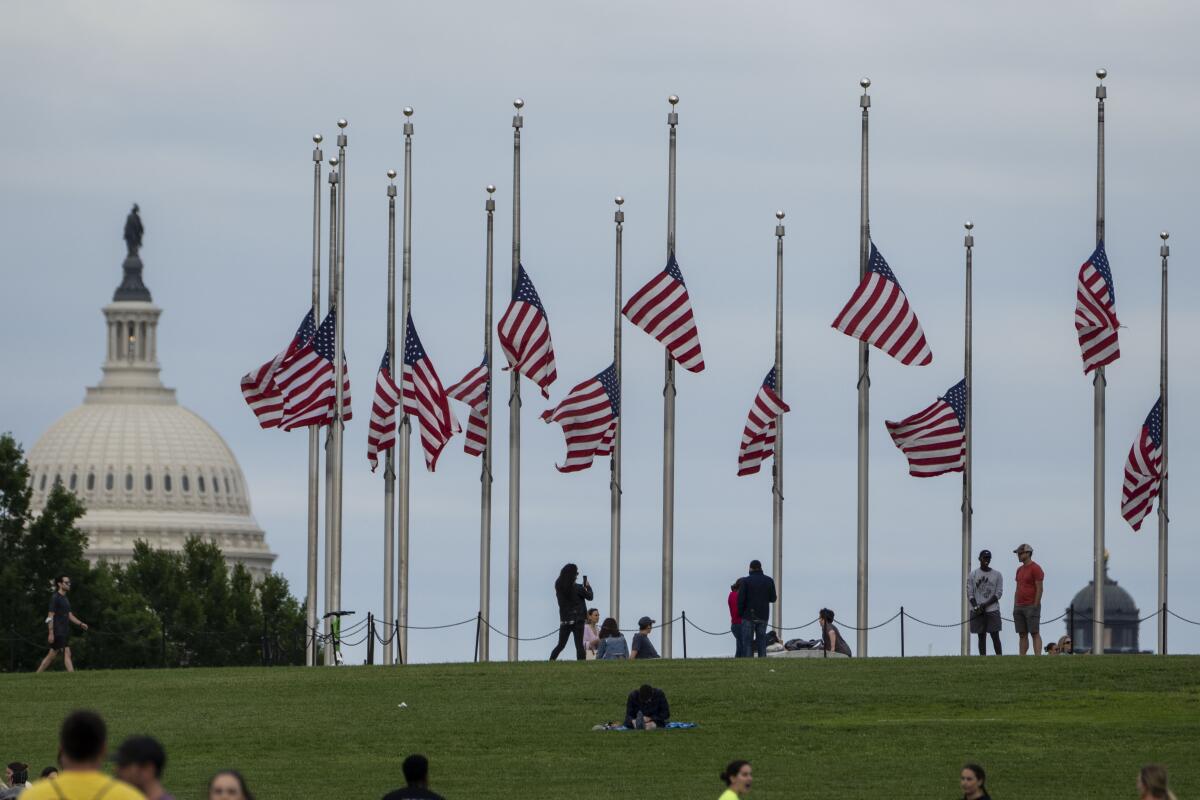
[[1012, 543, 1045, 656]]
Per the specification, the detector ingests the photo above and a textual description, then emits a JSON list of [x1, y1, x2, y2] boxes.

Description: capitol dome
[[26, 206, 275, 576]]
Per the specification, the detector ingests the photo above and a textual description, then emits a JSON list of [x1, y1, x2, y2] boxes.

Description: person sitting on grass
[[208, 770, 254, 800], [718, 760, 753, 798], [959, 763, 991, 800], [596, 617, 629, 659], [1045, 642, 1059, 655], [630, 616, 660, 660], [382, 754, 445, 800], [1057, 635, 1074, 655], [113, 736, 174, 800], [1137, 763, 1176, 800], [19, 710, 144, 800], [0, 763, 30, 800], [819, 608, 852, 657], [624, 683, 670, 730]]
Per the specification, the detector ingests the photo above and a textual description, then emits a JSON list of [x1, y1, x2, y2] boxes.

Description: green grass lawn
[[4, 655, 1198, 799]]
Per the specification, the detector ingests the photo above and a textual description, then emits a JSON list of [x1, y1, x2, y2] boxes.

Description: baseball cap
[[112, 736, 166, 775], [637, 616, 656, 628], [979, 549, 992, 559], [1013, 543, 1033, 554]]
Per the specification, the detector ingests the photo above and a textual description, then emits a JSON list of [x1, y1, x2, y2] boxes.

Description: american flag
[[447, 354, 489, 457], [737, 366, 790, 477], [541, 363, 619, 473], [498, 265, 557, 398], [622, 251, 705, 373], [832, 244, 932, 366], [402, 314, 460, 471], [1121, 398, 1163, 532], [885, 379, 967, 478], [240, 309, 315, 430], [274, 309, 352, 431], [1075, 240, 1121, 373], [366, 350, 401, 472]]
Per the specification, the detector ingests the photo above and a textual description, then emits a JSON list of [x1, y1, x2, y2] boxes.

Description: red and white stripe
[[622, 252, 705, 373], [1075, 244, 1121, 373], [498, 266, 557, 398], [401, 315, 460, 472], [885, 391, 966, 478], [541, 364, 619, 473], [447, 358, 489, 457], [1121, 401, 1163, 532], [737, 371, 790, 477], [240, 310, 314, 430], [274, 310, 352, 431], [831, 245, 932, 366], [366, 351, 401, 472]]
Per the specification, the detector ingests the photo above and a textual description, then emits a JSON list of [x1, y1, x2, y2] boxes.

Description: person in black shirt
[[381, 754, 444, 800], [36, 575, 88, 673], [624, 684, 670, 730], [548, 563, 593, 661]]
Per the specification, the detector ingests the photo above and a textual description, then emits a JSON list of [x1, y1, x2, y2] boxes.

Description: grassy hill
[[4, 655, 1198, 799]]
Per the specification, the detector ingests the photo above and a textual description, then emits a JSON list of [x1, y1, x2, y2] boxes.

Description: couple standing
[[730, 560, 776, 658]]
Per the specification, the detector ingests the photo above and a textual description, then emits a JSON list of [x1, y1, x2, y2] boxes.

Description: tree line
[[1, 434, 309, 671]]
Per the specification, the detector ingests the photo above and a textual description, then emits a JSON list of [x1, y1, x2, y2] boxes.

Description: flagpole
[[398, 107, 415, 663], [479, 183, 496, 662], [331, 119, 349, 661], [323, 156, 339, 666], [306, 134, 323, 667], [961, 221, 975, 657], [1092, 70, 1106, 655], [508, 98, 524, 661], [611, 196, 625, 626], [382, 168, 398, 666], [856, 78, 872, 658], [662, 94, 679, 658], [772, 210, 785, 637], [1157, 229, 1169, 655]]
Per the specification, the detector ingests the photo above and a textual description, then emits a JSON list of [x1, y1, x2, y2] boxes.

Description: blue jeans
[[741, 620, 767, 657], [731, 623, 745, 657]]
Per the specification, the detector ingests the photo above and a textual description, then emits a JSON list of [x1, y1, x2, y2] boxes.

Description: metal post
[[323, 157, 339, 666], [306, 134, 323, 667], [382, 169, 398, 666], [662, 94, 679, 659], [398, 108, 415, 664], [681, 610, 688, 659], [900, 606, 905, 657], [1092, 70, 1106, 655], [367, 612, 375, 665], [1158, 230, 1169, 655], [611, 196, 625, 626], [856, 78, 872, 658], [330, 120, 349, 660], [480, 185, 496, 662], [474, 612, 482, 663], [772, 210, 786, 636], [961, 221, 975, 656], [508, 98, 525, 661]]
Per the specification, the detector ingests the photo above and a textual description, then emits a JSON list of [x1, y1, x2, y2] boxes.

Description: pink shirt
[[728, 591, 742, 625], [583, 622, 599, 651]]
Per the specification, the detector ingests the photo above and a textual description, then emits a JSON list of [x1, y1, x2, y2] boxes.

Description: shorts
[[51, 633, 70, 651], [969, 609, 1002, 634], [1013, 605, 1041, 635]]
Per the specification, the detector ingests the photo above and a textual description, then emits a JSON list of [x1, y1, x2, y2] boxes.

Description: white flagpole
[[856, 78, 872, 657], [479, 184, 496, 661], [306, 134, 323, 667], [771, 210, 785, 636], [508, 98, 524, 661], [323, 156, 339, 666], [961, 221, 974, 656], [662, 95, 679, 658], [1092, 70, 1106, 655], [382, 169, 398, 666], [1157, 229, 1169, 654], [398, 108, 415, 663], [611, 196, 625, 626]]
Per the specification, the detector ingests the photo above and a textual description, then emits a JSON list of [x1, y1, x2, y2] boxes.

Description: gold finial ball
[[387, 169, 397, 180], [313, 134, 323, 144], [487, 184, 496, 194], [403, 106, 414, 117], [1160, 230, 1170, 240], [615, 196, 624, 205], [965, 220, 974, 230], [860, 77, 871, 89], [337, 118, 348, 128], [775, 210, 785, 220], [513, 98, 525, 110], [329, 157, 339, 166], [668, 95, 679, 105], [1096, 68, 1107, 80]]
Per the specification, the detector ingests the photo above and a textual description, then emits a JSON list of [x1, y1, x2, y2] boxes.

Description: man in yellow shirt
[[20, 710, 145, 800]]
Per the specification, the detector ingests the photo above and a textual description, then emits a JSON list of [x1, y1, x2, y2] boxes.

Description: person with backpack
[[19, 710, 145, 799]]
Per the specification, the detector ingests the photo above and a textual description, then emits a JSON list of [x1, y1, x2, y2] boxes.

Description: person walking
[[549, 563, 593, 661], [1137, 764, 1176, 800], [630, 616, 660, 660], [35, 575, 88, 673], [728, 579, 744, 658], [583, 608, 601, 659], [718, 760, 753, 798], [737, 560, 777, 658], [818, 608, 852, 657], [382, 754, 445, 799], [207, 771, 253, 800], [623, 684, 670, 730], [113, 736, 175, 800], [595, 617, 629, 659], [967, 549, 1004, 656], [19, 711, 145, 800], [959, 764, 991, 800], [1012, 544, 1044, 655]]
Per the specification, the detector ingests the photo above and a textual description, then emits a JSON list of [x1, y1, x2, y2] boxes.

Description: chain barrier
[[1167, 609, 1200, 626]]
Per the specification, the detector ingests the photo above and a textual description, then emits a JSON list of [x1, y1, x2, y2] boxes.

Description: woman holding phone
[[549, 563, 593, 661]]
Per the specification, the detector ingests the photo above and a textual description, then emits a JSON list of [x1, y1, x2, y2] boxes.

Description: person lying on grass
[[624, 684, 670, 730]]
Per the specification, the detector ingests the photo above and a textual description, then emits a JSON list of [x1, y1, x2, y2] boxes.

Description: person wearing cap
[[19, 710, 144, 800], [630, 616, 660, 659], [623, 683, 670, 730], [966, 549, 1004, 656], [1012, 543, 1045, 655], [113, 736, 174, 800], [737, 559, 778, 658]]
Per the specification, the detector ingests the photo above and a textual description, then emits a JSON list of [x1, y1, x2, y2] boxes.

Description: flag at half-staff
[[736, 366, 790, 476], [274, 309, 353, 430], [498, 265, 557, 398], [447, 355, 489, 457], [1075, 240, 1121, 372], [622, 252, 705, 373], [401, 313, 460, 471], [885, 379, 967, 477], [832, 243, 932, 366], [542, 364, 619, 473], [1121, 398, 1163, 532], [240, 309, 315, 429], [366, 350, 401, 471]]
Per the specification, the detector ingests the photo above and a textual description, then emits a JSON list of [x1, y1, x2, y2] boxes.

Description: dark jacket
[[624, 687, 670, 727], [555, 580, 594, 623], [737, 570, 777, 622]]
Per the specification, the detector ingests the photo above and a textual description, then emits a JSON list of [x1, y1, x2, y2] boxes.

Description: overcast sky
[[3, 2, 1199, 661]]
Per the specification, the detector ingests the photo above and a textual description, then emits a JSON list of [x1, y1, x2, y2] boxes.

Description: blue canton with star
[[1145, 398, 1162, 448], [595, 363, 620, 417], [379, 350, 391, 374], [762, 366, 779, 392], [404, 314, 429, 365], [1089, 240, 1116, 302], [868, 244, 901, 287], [513, 264, 548, 316], [311, 310, 337, 361], [664, 251, 687, 286], [294, 309, 316, 344], [941, 378, 968, 429]]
